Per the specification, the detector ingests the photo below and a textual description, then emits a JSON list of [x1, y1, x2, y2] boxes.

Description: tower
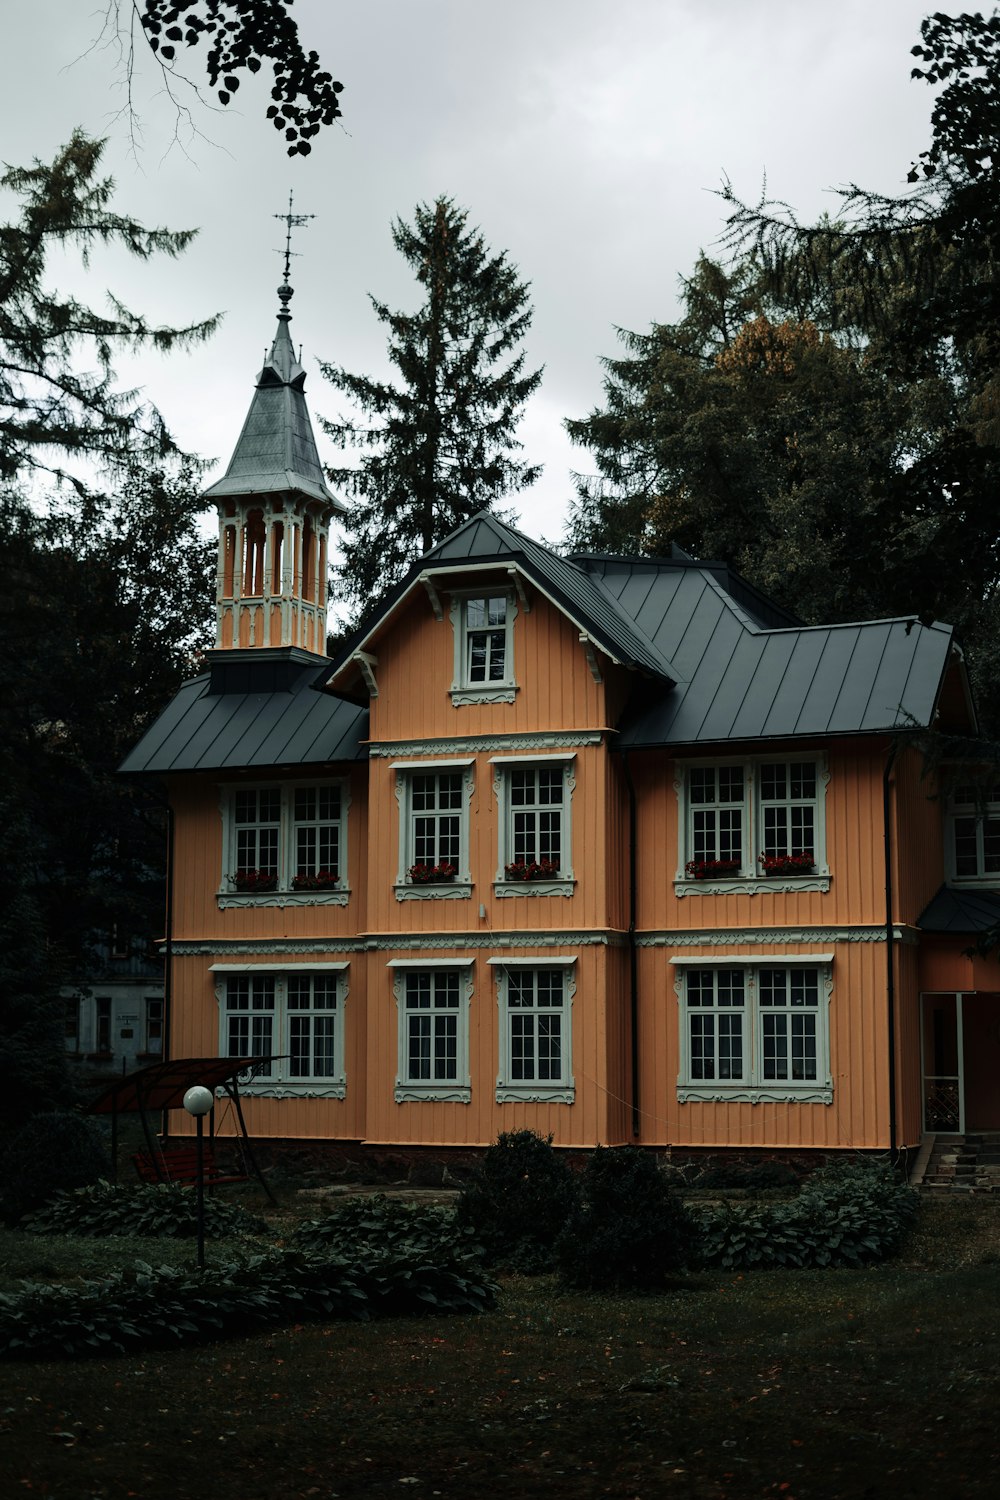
[[205, 243, 344, 656]]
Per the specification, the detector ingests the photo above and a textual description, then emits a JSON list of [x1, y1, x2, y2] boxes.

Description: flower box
[[758, 852, 815, 877], [291, 869, 340, 890], [408, 862, 457, 884], [685, 858, 741, 880], [232, 870, 278, 893], [504, 859, 560, 881]]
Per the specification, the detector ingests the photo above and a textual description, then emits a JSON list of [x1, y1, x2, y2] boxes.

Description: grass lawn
[[0, 1193, 997, 1499]]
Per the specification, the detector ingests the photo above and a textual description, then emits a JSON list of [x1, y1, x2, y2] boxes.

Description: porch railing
[[923, 1075, 961, 1133]]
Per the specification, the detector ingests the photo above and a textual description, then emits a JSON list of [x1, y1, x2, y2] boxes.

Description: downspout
[[163, 801, 175, 1064], [622, 749, 640, 1138], [883, 740, 900, 1160]]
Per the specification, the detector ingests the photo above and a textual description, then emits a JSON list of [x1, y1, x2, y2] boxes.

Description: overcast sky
[[4, 1, 938, 561]]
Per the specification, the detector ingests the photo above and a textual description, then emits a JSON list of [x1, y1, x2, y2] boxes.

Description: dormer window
[[450, 591, 517, 705]]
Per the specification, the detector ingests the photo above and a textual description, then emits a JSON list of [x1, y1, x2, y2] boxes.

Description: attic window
[[450, 591, 517, 706]]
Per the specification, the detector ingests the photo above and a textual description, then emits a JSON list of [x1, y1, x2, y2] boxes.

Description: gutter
[[622, 749, 641, 1137]]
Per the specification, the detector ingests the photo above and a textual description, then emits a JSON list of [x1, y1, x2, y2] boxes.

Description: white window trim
[[674, 755, 830, 896], [212, 963, 349, 1098], [218, 780, 351, 906], [390, 961, 473, 1103], [492, 957, 576, 1103], [449, 589, 518, 705], [945, 787, 1000, 885], [672, 956, 833, 1104], [490, 753, 576, 898], [392, 759, 475, 901]]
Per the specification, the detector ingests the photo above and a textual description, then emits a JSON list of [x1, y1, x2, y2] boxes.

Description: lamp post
[[182, 1085, 214, 1269]]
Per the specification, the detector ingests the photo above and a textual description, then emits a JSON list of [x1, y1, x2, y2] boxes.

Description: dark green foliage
[[0, 823, 79, 1132], [21, 1181, 268, 1240], [0, 473, 214, 972], [0, 1239, 497, 1360], [696, 1157, 917, 1270], [0, 132, 215, 488], [135, 1, 343, 155], [555, 1145, 695, 1291], [455, 1130, 579, 1273], [0, 1112, 110, 1224], [292, 1192, 475, 1258], [321, 196, 542, 623]]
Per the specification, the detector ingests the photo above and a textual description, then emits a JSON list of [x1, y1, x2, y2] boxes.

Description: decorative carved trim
[[494, 879, 576, 899], [394, 882, 474, 902], [450, 686, 517, 706], [496, 1086, 576, 1104], [674, 876, 830, 897], [638, 926, 909, 947], [169, 929, 622, 958], [370, 929, 619, 951], [239, 1083, 347, 1099], [370, 731, 604, 757], [171, 939, 363, 956], [217, 890, 350, 909], [394, 1086, 471, 1103], [580, 634, 603, 684], [677, 1087, 833, 1105], [419, 573, 444, 621]]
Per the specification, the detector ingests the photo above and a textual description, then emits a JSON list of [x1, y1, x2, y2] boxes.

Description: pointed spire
[[207, 206, 344, 655]]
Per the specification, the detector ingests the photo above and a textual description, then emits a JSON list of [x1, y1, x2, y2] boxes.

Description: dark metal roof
[[918, 885, 1000, 934], [328, 512, 678, 686], [120, 649, 368, 775], [617, 616, 954, 748], [203, 301, 343, 511]]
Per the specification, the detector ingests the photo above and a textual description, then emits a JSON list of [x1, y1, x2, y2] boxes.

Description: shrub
[[0, 1111, 110, 1224], [696, 1156, 918, 1270], [291, 1193, 475, 1258], [0, 1241, 497, 1361], [555, 1145, 695, 1291], [21, 1181, 268, 1240], [455, 1130, 579, 1272]]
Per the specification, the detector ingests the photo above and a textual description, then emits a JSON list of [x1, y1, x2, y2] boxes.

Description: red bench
[[132, 1146, 248, 1188]]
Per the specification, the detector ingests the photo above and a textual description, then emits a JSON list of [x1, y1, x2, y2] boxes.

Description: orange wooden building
[[123, 286, 1000, 1165]]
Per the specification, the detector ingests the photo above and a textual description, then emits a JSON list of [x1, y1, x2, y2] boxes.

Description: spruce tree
[[320, 197, 542, 620]]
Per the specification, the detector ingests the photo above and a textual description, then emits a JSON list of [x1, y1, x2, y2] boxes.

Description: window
[[213, 965, 347, 1097], [144, 996, 164, 1056], [392, 759, 474, 900], [492, 959, 576, 1102], [491, 754, 576, 896], [390, 961, 472, 1102], [674, 958, 832, 1103], [220, 781, 349, 904], [948, 783, 1000, 881], [677, 757, 828, 891], [64, 997, 80, 1053], [96, 997, 112, 1055], [450, 591, 516, 704]]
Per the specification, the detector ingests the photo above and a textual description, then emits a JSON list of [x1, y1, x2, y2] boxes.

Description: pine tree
[[320, 197, 542, 620], [0, 131, 217, 490]]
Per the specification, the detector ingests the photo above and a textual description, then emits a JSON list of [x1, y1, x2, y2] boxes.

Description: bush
[[21, 1181, 268, 1240], [696, 1156, 917, 1270], [455, 1130, 579, 1272], [555, 1145, 695, 1291], [0, 1240, 498, 1361], [291, 1193, 475, 1258], [0, 1111, 110, 1224]]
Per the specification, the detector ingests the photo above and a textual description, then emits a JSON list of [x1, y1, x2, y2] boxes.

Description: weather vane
[[274, 191, 316, 284]]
